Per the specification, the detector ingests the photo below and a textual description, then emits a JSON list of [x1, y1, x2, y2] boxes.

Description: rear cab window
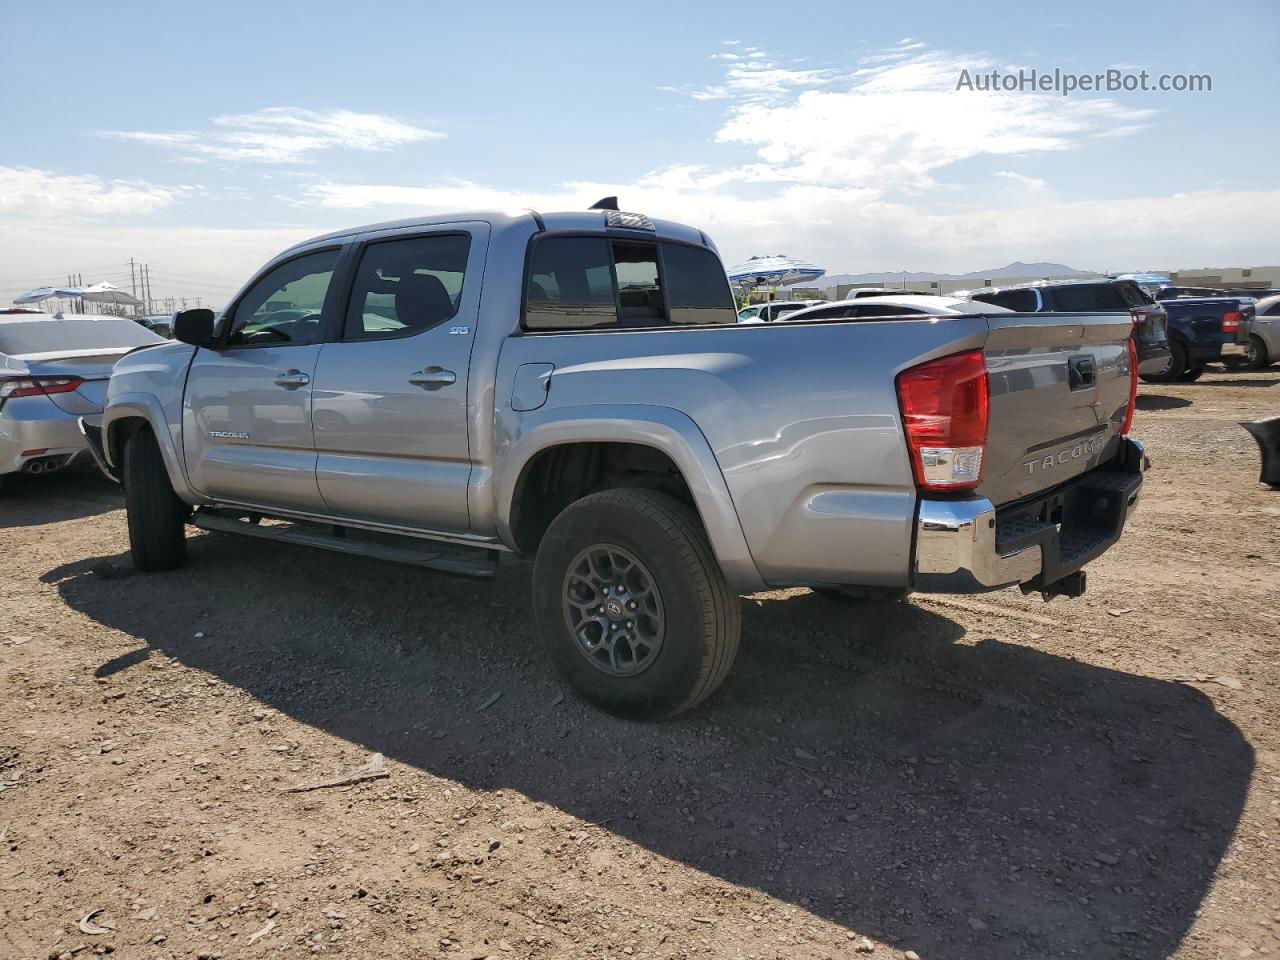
[[1050, 284, 1129, 312], [523, 236, 736, 331], [972, 289, 1039, 312]]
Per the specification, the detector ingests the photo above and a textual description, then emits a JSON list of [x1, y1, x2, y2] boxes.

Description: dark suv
[[965, 279, 1171, 376]]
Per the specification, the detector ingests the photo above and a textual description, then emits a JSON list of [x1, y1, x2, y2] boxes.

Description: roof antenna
[[589, 196, 619, 211]]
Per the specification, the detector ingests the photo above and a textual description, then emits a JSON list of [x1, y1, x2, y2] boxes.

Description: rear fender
[[495, 403, 766, 593]]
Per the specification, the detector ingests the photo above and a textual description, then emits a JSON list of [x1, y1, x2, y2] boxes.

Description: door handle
[[274, 370, 310, 389], [408, 366, 456, 389]]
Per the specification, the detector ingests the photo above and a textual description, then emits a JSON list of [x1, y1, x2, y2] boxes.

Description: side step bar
[[191, 508, 499, 579]]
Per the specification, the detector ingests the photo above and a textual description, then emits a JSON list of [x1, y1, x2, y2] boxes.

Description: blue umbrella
[[727, 255, 825, 287]]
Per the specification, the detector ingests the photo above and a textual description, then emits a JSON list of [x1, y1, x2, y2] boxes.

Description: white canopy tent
[[13, 281, 143, 312]]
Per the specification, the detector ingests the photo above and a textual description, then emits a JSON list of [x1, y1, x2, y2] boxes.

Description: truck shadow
[[1134, 394, 1192, 411], [44, 533, 1252, 960]]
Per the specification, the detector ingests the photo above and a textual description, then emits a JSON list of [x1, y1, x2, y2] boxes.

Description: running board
[[191, 508, 499, 579]]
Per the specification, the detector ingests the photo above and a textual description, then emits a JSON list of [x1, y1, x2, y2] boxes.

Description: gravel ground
[[1, 369, 1278, 960]]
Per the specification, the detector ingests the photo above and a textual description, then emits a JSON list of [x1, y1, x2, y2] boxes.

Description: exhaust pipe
[[1242, 417, 1280, 489], [25, 460, 46, 474]]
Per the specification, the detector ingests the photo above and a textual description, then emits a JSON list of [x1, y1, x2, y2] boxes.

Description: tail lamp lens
[[1122, 337, 1138, 435], [896, 349, 989, 492]]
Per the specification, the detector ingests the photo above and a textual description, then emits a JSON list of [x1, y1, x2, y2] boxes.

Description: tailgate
[[978, 311, 1133, 506]]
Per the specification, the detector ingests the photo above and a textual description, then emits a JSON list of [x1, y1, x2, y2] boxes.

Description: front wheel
[[123, 429, 188, 572], [532, 488, 741, 720]]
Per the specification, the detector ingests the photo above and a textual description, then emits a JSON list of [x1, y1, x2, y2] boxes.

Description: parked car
[[1142, 296, 1254, 382], [1224, 293, 1279, 370], [86, 206, 1146, 719], [1, 311, 164, 494], [134, 314, 175, 338], [843, 287, 903, 299], [960, 278, 1172, 377], [737, 299, 825, 323], [782, 294, 1013, 321], [1156, 285, 1228, 300]]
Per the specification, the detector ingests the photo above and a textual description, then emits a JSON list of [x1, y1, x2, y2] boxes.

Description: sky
[[2, 0, 1277, 308]]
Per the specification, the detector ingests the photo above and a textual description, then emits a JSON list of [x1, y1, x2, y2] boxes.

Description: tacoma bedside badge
[[208, 430, 250, 440]]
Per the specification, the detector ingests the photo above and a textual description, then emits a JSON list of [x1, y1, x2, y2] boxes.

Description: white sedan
[[779, 294, 1013, 322]]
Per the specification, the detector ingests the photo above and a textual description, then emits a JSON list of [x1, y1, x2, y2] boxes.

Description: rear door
[[310, 224, 488, 533], [979, 311, 1134, 506], [182, 247, 344, 512]]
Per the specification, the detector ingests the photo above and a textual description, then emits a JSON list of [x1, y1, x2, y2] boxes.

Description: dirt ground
[[1, 368, 1278, 960]]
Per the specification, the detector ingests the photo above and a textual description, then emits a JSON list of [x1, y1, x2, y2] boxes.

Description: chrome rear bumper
[[913, 438, 1147, 594]]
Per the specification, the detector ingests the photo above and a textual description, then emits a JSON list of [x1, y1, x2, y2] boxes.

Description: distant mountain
[[816, 261, 1092, 287]]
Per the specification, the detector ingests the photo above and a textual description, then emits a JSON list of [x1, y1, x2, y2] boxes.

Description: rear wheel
[[1241, 336, 1271, 370], [123, 429, 188, 572], [1176, 364, 1206, 383], [532, 488, 740, 720], [1140, 340, 1187, 384]]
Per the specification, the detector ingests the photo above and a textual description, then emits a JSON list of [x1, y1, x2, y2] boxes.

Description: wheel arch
[[496, 405, 765, 592], [103, 393, 198, 504]]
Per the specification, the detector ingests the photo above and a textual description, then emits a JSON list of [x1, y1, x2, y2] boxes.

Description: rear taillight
[[1122, 337, 1138, 435], [0, 376, 83, 398], [1222, 310, 1242, 332], [896, 349, 989, 492], [0, 376, 84, 406]]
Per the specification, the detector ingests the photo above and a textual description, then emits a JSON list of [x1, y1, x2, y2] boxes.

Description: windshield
[[0, 318, 163, 356]]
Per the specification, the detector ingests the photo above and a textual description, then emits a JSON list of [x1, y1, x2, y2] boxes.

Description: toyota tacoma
[[85, 204, 1146, 719]]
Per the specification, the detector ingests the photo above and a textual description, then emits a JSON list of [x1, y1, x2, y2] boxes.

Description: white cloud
[[284, 39, 1273, 271], [295, 176, 1280, 275], [0, 166, 188, 215], [995, 170, 1048, 190], [102, 107, 442, 164], [711, 48, 1155, 190]]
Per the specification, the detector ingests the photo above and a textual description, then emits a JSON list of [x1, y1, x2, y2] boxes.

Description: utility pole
[[144, 264, 152, 314], [129, 258, 138, 314]]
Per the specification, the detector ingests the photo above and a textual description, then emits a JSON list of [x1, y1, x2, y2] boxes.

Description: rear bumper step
[[913, 437, 1146, 595], [191, 508, 499, 579]]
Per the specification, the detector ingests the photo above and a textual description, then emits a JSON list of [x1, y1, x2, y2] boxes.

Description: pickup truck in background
[[1140, 296, 1255, 383], [84, 205, 1146, 719], [960, 278, 1171, 378]]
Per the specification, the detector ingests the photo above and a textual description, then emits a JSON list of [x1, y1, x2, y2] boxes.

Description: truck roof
[[284, 208, 712, 256]]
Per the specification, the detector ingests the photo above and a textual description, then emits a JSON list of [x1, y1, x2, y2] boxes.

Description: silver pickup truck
[[85, 206, 1146, 719]]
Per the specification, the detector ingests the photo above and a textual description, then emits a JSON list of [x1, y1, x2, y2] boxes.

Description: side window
[[525, 237, 617, 330], [976, 289, 1038, 312], [344, 234, 470, 340], [773, 303, 811, 320], [853, 304, 922, 318], [226, 249, 339, 348], [662, 243, 736, 325], [1054, 284, 1128, 312], [792, 305, 852, 321], [1264, 302, 1280, 317]]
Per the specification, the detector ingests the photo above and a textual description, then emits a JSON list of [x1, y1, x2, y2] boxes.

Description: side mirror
[[173, 308, 218, 348]]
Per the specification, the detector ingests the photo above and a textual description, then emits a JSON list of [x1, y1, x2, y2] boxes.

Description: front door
[[182, 247, 343, 511], [310, 225, 488, 532]]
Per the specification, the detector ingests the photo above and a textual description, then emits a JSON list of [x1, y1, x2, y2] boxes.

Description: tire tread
[[123, 430, 187, 572]]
